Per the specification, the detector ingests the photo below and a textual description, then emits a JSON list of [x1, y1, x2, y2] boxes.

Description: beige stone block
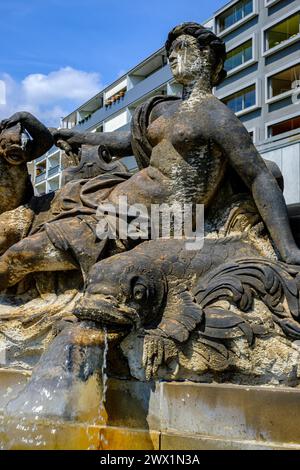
[[105, 379, 161, 430], [161, 432, 300, 450], [160, 382, 300, 445], [98, 426, 160, 450]]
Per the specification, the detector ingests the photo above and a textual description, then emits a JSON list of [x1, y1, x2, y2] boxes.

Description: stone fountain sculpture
[[1, 23, 300, 450]]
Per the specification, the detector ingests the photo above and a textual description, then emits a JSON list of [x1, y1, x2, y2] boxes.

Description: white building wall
[[104, 78, 128, 100], [261, 142, 300, 205], [104, 110, 129, 132]]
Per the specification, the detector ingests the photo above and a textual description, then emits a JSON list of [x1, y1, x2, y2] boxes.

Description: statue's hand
[[1, 112, 31, 131], [142, 331, 177, 381], [51, 128, 78, 145], [1, 114, 21, 131]]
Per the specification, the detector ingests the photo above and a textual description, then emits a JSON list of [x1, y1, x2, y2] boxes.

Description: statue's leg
[[0, 221, 23, 255], [0, 232, 78, 290], [0, 205, 34, 255]]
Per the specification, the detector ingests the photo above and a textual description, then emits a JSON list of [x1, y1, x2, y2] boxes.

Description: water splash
[[99, 327, 109, 448], [88, 327, 109, 450], [101, 327, 109, 404], [1, 324, 109, 450]]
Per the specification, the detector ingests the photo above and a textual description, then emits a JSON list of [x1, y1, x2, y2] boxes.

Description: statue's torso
[[109, 97, 227, 207], [0, 161, 29, 214], [147, 98, 226, 205]]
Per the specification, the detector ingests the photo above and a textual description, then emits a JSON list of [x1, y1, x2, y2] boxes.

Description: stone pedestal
[[1, 370, 300, 450]]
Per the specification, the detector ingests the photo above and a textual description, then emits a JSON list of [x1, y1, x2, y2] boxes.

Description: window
[[219, 0, 253, 32], [268, 64, 300, 99], [265, 0, 281, 6], [265, 13, 300, 51], [223, 84, 256, 113], [268, 116, 300, 137], [225, 39, 253, 72]]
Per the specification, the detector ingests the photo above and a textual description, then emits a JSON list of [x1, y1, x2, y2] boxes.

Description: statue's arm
[[52, 128, 133, 157], [1, 112, 54, 160], [214, 105, 300, 264]]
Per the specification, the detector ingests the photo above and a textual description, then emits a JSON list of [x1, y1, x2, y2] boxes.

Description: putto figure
[[0, 111, 53, 214]]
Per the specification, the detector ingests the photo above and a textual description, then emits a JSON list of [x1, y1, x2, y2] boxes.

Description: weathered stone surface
[[2, 21, 300, 449], [160, 382, 300, 444], [160, 433, 300, 450], [76, 237, 300, 385], [105, 379, 161, 431], [2, 380, 300, 450], [98, 427, 160, 451], [0, 417, 102, 450]]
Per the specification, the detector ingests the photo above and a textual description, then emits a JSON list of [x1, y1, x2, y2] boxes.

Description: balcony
[[73, 64, 172, 132], [35, 154, 47, 164], [48, 165, 60, 178], [35, 172, 46, 184]]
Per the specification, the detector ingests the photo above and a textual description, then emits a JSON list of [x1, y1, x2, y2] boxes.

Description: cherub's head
[[0, 123, 28, 165], [165, 22, 227, 88]]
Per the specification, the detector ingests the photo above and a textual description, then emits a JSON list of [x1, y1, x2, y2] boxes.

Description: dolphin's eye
[[99, 145, 112, 163], [133, 283, 148, 302]]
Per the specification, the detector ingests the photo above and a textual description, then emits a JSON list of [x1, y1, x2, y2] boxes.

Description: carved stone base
[[1, 372, 300, 449]]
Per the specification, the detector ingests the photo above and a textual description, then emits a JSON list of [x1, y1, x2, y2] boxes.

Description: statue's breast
[[148, 109, 226, 205]]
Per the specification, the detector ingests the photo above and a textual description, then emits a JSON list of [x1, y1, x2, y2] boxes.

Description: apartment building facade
[[32, 0, 300, 203]]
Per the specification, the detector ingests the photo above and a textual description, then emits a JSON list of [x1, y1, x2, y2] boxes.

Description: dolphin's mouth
[[74, 293, 139, 329]]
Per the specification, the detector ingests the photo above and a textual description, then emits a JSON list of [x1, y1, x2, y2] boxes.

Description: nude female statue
[[0, 22, 300, 291]]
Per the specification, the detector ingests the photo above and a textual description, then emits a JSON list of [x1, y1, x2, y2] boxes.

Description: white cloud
[[0, 67, 103, 127], [22, 67, 101, 103]]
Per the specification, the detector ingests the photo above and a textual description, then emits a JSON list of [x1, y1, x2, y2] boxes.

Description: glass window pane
[[243, 0, 253, 16], [223, 85, 256, 112], [227, 95, 244, 112], [224, 40, 253, 71], [266, 13, 300, 50], [234, 5, 243, 23], [219, 0, 253, 32], [244, 87, 256, 108], [269, 64, 300, 98], [269, 116, 300, 137], [244, 42, 253, 62]]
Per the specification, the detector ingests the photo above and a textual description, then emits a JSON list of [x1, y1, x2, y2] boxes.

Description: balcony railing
[[48, 165, 60, 177], [35, 154, 47, 163], [35, 172, 46, 184]]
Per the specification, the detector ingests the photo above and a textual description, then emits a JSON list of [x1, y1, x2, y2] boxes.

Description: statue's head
[[165, 22, 227, 87], [0, 123, 29, 165]]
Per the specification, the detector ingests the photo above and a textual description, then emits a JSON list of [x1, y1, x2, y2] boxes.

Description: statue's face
[[168, 34, 214, 86], [0, 125, 26, 165]]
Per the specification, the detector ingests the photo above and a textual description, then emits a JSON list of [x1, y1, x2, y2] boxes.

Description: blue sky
[[0, 0, 225, 125]]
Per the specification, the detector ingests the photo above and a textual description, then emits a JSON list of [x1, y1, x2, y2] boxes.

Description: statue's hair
[[165, 22, 227, 86]]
